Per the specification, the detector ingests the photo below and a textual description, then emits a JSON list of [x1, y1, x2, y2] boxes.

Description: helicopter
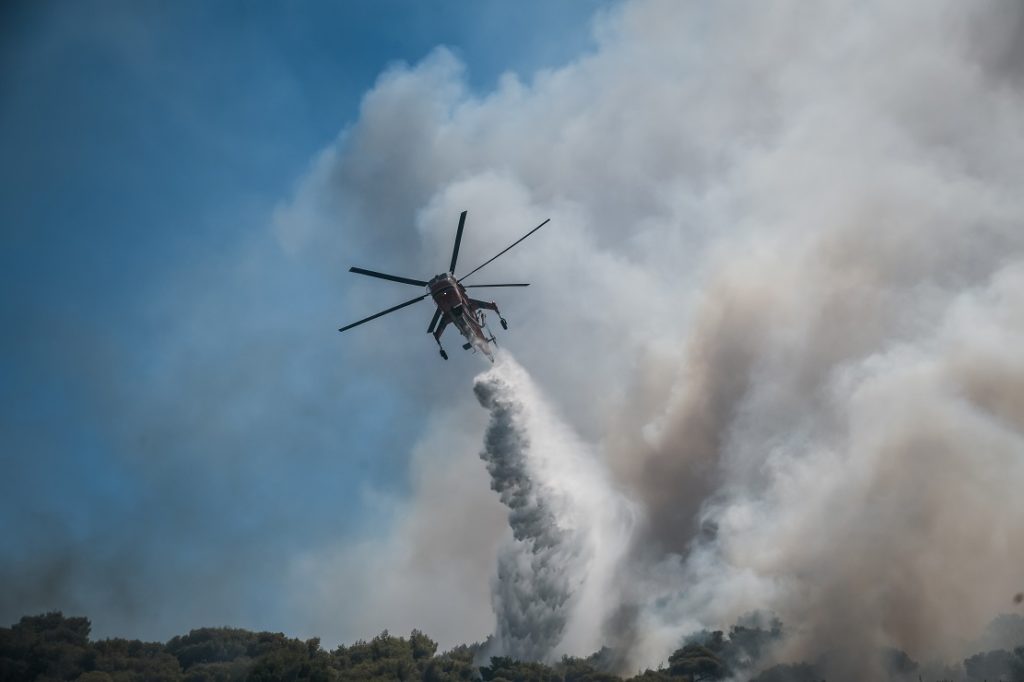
[[338, 211, 550, 361]]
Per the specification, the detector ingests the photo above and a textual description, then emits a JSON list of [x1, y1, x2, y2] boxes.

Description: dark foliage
[[684, 623, 778, 664], [747, 662, 819, 682], [0, 614, 449, 682], [556, 653, 620, 682], [480, 655, 561, 682], [93, 638, 182, 681], [0, 613, 97, 681], [666, 644, 728, 681], [3, 611, 1024, 682], [963, 645, 1024, 681], [880, 647, 918, 677]]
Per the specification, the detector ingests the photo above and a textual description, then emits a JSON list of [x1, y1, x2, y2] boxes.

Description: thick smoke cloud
[[280, 0, 1024, 677]]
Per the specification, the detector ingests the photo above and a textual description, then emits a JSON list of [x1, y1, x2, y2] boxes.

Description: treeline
[[3, 613, 460, 682], [2, 612, 1024, 681]]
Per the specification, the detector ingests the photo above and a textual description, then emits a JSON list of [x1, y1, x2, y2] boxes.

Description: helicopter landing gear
[[439, 348, 448, 360], [490, 303, 508, 330]]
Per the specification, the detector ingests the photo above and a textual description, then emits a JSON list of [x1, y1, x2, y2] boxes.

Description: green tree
[[558, 654, 620, 682], [964, 648, 1016, 681], [0, 612, 94, 680], [479, 655, 560, 682], [93, 637, 182, 681], [422, 644, 477, 682], [246, 637, 333, 682], [1013, 646, 1024, 680], [667, 644, 728, 681], [166, 627, 260, 671], [332, 630, 425, 681], [410, 630, 437, 661], [881, 647, 917, 677]]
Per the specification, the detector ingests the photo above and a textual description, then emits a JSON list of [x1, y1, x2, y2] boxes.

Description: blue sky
[[5, 0, 1024, 669], [0, 0, 612, 640]]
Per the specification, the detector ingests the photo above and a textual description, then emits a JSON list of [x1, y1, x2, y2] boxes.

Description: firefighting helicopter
[[338, 211, 550, 361]]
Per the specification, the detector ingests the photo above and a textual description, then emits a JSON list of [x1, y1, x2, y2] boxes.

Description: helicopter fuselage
[[428, 273, 494, 359]]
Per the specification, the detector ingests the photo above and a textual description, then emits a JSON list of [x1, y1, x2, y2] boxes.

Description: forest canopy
[[2, 612, 1023, 681]]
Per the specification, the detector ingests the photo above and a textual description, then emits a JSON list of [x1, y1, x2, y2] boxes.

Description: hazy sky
[[0, 0, 611, 641], [4, 3, 1024, 678]]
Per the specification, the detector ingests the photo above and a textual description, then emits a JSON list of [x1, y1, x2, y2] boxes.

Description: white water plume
[[473, 353, 635, 662]]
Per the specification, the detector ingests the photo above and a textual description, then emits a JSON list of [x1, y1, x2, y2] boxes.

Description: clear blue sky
[[0, 0, 611, 640]]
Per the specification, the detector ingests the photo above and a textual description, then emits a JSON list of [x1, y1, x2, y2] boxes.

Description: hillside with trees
[[3, 612, 1024, 681]]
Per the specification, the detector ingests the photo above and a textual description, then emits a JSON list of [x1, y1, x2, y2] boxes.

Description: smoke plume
[[277, 1, 1024, 677]]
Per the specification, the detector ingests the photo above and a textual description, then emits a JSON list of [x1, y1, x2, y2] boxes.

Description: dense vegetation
[[2, 612, 1023, 681]]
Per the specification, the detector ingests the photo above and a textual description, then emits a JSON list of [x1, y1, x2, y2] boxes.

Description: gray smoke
[[276, 1, 1024, 676]]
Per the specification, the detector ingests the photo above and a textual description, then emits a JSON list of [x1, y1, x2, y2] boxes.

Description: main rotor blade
[[464, 283, 530, 288], [427, 307, 442, 334], [449, 210, 467, 274], [338, 294, 428, 332], [349, 267, 428, 287], [458, 218, 550, 283]]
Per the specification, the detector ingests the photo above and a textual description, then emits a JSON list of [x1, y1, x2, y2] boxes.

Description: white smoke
[[279, 1, 1024, 677]]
